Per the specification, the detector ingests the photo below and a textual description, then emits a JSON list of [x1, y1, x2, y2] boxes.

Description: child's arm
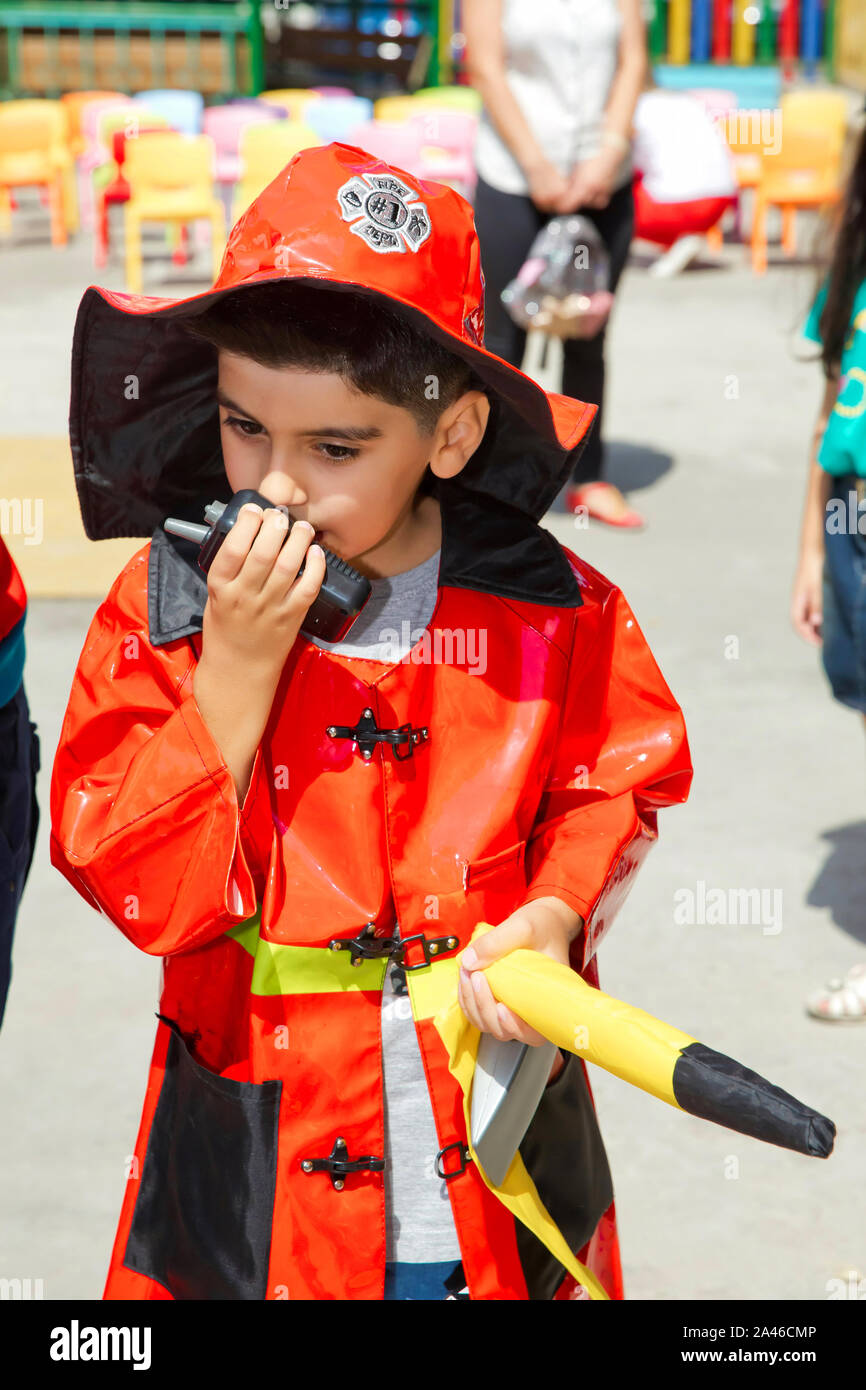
[[50, 506, 325, 956], [791, 376, 838, 646], [521, 582, 691, 971], [458, 575, 691, 1042], [488, 576, 691, 974]]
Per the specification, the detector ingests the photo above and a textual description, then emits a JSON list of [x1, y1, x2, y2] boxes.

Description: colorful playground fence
[[644, 1, 862, 83], [2, 2, 864, 104]]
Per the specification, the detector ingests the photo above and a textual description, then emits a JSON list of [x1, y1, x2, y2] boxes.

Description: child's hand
[[791, 549, 824, 646], [456, 897, 583, 1047], [202, 503, 327, 680]]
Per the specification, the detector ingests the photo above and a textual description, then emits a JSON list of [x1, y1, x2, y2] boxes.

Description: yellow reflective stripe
[[251, 941, 387, 996], [226, 906, 263, 958], [226, 911, 387, 994]]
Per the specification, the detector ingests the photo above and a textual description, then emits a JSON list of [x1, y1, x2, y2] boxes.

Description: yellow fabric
[[416, 928, 609, 1301], [482, 948, 695, 1109], [421, 923, 703, 1300]]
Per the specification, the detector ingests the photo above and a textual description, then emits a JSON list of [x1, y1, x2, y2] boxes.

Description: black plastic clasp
[[328, 925, 460, 972], [328, 922, 399, 968], [326, 707, 429, 762], [300, 1136, 385, 1192], [435, 1141, 472, 1182], [391, 932, 460, 972]]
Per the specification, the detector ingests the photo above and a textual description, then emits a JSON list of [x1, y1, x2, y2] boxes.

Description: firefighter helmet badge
[[336, 171, 432, 255]]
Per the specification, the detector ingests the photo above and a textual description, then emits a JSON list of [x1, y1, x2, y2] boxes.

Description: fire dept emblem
[[336, 171, 432, 255]]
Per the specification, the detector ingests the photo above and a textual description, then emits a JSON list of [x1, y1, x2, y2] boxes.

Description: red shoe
[[565, 482, 646, 529]]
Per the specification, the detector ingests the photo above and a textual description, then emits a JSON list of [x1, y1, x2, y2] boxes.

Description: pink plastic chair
[[203, 103, 282, 186], [345, 120, 424, 176], [409, 110, 478, 198]]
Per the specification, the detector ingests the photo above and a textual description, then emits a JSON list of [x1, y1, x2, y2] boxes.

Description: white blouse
[[472, 0, 633, 197]]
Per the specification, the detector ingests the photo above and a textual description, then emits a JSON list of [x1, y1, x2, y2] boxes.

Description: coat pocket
[[124, 1015, 282, 1300], [463, 840, 526, 890], [514, 1051, 615, 1301]]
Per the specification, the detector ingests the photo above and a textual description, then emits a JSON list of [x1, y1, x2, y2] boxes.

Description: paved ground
[[1, 203, 864, 1301]]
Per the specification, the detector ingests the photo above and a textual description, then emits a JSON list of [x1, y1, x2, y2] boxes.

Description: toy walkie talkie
[[163, 489, 372, 644]]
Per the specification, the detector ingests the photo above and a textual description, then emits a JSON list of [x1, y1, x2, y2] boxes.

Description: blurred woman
[[464, 0, 647, 527]]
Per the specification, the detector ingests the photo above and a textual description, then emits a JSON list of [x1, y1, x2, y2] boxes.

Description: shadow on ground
[[552, 439, 673, 509], [806, 820, 866, 946]]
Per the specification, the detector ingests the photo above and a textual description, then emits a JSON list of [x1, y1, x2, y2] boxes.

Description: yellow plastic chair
[[751, 127, 842, 274], [411, 85, 482, 114], [123, 133, 225, 294], [373, 95, 420, 123], [232, 120, 320, 222], [779, 90, 849, 163], [258, 89, 323, 121], [0, 100, 74, 244], [719, 108, 769, 192]]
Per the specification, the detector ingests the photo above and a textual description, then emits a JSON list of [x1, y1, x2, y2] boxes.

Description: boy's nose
[[259, 470, 307, 511]]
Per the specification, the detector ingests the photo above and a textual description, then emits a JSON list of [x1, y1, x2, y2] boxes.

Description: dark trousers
[[472, 173, 635, 486], [0, 681, 40, 1030]]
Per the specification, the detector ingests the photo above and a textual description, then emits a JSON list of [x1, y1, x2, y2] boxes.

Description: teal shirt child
[[802, 279, 866, 478]]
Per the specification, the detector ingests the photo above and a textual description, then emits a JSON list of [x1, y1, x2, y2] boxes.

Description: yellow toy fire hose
[[429, 923, 835, 1302]]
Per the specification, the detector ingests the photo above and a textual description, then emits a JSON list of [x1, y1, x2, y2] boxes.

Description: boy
[[51, 142, 692, 1300]]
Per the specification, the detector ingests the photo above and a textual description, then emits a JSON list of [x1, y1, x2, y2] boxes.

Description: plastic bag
[[501, 215, 614, 339]]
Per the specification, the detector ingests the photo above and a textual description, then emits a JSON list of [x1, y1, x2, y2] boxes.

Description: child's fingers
[[458, 967, 552, 1045], [458, 966, 504, 1036], [460, 914, 533, 972], [468, 968, 511, 1038], [208, 502, 264, 584], [457, 967, 485, 1033], [494, 1002, 550, 1048]]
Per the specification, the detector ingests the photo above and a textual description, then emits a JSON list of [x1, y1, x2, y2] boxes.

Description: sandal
[[565, 482, 646, 530], [805, 962, 866, 1021]]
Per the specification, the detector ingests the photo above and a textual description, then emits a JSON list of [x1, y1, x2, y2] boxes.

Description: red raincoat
[[51, 142, 693, 1301]]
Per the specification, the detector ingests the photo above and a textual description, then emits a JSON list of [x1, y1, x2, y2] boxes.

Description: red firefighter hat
[[69, 141, 597, 541]]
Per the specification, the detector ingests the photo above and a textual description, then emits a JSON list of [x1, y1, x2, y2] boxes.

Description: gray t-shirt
[[310, 548, 462, 1263]]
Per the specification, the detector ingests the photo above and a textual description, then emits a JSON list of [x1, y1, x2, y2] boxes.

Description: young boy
[[51, 142, 692, 1301]]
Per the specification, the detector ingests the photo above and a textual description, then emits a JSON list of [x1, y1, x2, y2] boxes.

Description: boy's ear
[[429, 391, 491, 481]]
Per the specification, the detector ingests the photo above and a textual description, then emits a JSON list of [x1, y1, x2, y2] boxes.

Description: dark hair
[[813, 124, 866, 380], [183, 280, 488, 435]]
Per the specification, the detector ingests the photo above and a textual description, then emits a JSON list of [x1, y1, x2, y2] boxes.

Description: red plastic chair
[[94, 125, 167, 268]]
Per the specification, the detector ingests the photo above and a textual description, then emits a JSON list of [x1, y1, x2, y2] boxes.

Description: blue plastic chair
[[303, 96, 374, 145], [135, 89, 204, 136]]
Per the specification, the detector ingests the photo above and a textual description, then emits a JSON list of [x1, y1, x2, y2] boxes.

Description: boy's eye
[[223, 414, 264, 438], [315, 443, 360, 463]]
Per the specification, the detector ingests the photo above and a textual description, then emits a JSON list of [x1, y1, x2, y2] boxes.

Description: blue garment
[[0, 614, 26, 709], [383, 1260, 466, 1300], [802, 279, 866, 478], [0, 679, 40, 1028], [821, 473, 866, 713]]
